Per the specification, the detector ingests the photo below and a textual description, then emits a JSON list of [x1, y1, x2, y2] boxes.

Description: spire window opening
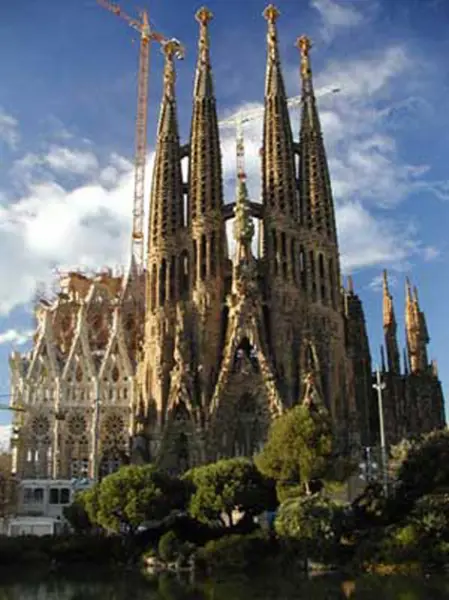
[[159, 259, 167, 307], [150, 264, 157, 310], [300, 245, 307, 291], [329, 258, 336, 309], [193, 240, 198, 284], [281, 232, 287, 279], [200, 234, 207, 281], [290, 239, 296, 284], [272, 229, 278, 276], [319, 253, 327, 305], [179, 251, 189, 299], [169, 256, 176, 302], [310, 250, 317, 302], [210, 232, 216, 277]]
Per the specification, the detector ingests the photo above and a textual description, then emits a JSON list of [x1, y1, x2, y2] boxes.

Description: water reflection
[[0, 572, 448, 599]]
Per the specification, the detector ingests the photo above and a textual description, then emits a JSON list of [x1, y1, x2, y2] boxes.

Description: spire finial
[[195, 7, 213, 67], [263, 4, 280, 24], [196, 6, 213, 26], [161, 40, 180, 99], [383, 269, 389, 292], [296, 35, 313, 84]]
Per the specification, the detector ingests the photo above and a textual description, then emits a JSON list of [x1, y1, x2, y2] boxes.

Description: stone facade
[[8, 5, 445, 480]]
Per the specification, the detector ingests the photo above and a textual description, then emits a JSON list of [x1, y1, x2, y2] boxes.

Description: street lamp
[[372, 369, 388, 496]]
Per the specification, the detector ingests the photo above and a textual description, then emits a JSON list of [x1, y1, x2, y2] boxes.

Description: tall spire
[[261, 5, 297, 221], [297, 36, 337, 242], [147, 40, 185, 310], [382, 270, 400, 373], [188, 7, 226, 410], [405, 277, 429, 373], [233, 131, 255, 267], [188, 6, 226, 276]]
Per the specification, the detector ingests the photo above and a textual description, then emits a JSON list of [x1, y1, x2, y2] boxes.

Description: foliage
[[184, 458, 276, 527], [255, 403, 334, 495], [0, 453, 18, 519], [0, 534, 127, 566], [274, 495, 347, 563], [351, 492, 449, 570], [158, 530, 181, 563], [195, 530, 274, 574], [85, 464, 191, 533], [351, 483, 390, 529], [395, 429, 449, 505], [63, 492, 94, 534]]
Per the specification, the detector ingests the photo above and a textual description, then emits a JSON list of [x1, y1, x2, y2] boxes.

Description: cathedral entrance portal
[[233, 392, 265, 457]]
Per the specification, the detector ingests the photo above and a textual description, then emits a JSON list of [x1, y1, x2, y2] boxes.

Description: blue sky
[[0, 0, 449, 445]]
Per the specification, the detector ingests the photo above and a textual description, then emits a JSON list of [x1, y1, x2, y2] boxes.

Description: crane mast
[[97, 0, 184, 272]]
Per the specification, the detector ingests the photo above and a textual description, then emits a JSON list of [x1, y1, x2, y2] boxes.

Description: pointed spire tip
[[196, 6, 213, 25], [263, 4, 280, 23], [296, 35, 312, 55]]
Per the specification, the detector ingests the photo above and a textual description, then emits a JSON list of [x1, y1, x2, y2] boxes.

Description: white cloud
[[337, 202, 416, 273], [0, 424, 11, 452], [422, 246, 440, 261], [0, 108, 19, 150], [12, 145, 101, 184], [45, 146, 99, 175], [0, 151, 137, 314], [0, 329, 34, 346], [311, 0, 364, 40]]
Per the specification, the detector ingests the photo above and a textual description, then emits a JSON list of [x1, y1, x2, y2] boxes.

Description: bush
[[275, 495, 347, 565], [158, 531, 181, 563], [195, 530, 274, 574], [0, 534, 127, 568]]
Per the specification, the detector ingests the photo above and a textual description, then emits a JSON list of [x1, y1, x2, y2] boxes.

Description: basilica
[[9, 5, 445, 480]]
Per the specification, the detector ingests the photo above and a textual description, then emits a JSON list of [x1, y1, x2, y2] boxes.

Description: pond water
[[0, 571, 448, 600]]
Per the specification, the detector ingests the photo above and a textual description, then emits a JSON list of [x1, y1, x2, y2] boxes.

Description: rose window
[[104, 414, 124, 436], [31, 415, 50, 438], [68, 414, 87, 437]]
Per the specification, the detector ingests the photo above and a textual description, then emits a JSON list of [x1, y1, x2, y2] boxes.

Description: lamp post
[[372, 369, 388, 496], [91, 379, 101, 486]]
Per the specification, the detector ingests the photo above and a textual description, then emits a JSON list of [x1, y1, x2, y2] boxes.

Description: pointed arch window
[[200, 234, 207, 281], [159, 259, 167, 307], [179, 250, 189, 299]]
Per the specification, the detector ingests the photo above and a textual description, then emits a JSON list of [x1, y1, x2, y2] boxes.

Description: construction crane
[[97, 1, 184, 272], [219, 85, 341, 146]]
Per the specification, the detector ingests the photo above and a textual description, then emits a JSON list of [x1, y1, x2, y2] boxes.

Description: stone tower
[[295, 34, 354, 443], [261, 6, 300, 406], [139, 40, 188, 456], [188, 8, 227, 409]]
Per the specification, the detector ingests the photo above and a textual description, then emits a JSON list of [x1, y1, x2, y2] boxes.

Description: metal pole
[[373, 369, 388, 495], [92, 379, 101, 485]]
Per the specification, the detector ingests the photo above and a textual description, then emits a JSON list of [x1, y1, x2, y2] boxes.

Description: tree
[[275, 495, 345, 564], [184, 458, 276, 527], [63, 491, 94, 534], [85, 464, 191, 534], [0, 453, 18, 521], [255, 403, 333, 496], [396, 429, 449, 504]]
